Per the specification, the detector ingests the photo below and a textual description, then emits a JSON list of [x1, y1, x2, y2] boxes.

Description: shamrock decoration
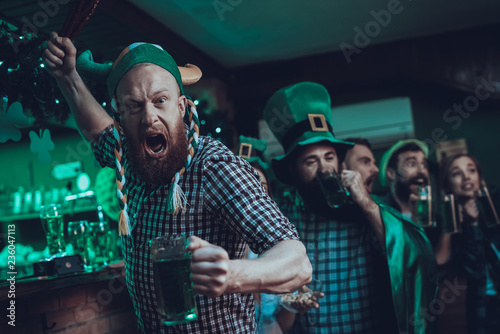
[[29, 129, 55, 164], [0, 100, 29, 143]]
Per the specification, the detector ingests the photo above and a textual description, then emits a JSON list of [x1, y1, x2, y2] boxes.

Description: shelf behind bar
[[0, 205, 98, 223]]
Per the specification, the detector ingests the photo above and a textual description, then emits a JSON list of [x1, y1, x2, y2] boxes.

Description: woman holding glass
[[436, 153, 500, 334]]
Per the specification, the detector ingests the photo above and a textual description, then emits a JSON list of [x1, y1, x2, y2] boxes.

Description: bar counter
[[0, 261, 136, 334]]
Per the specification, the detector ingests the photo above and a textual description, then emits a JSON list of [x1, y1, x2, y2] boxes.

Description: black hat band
[[282, 115, 333, 152]]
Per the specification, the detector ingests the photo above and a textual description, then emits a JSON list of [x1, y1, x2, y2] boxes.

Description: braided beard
[[125, 117, 188, 188]]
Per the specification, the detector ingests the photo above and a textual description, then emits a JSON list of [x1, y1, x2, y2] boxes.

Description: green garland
[[0, 21, 102, 128], [0, 20, 234, 147]]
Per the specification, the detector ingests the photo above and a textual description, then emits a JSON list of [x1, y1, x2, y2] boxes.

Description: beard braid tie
[[111, 98, 200, 235]]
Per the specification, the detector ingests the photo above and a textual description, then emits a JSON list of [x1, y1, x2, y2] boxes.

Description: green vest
[[379, 203, 438, 333]]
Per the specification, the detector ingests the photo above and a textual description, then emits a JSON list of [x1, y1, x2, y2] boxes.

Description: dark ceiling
[[128, 0, 500, 67], [2, 0, 500, 75]]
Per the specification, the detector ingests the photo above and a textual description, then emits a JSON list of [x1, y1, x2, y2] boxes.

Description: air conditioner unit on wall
[[331, 97, 415, 150], [257, 97, 415, 161]]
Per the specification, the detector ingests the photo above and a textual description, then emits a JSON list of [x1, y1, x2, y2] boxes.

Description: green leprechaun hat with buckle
[[237, 135, 270, 170], [263, 82, 353, 185]]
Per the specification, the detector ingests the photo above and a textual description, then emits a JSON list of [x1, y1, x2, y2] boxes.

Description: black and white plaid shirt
[[92, 125, 300, 333], [276, 191, 397, 334]]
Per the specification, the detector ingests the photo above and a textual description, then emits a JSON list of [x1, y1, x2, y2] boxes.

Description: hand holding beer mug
[[150, 234, 198, 325], [40, 203, 66, 257], [317, 170, 350, 208]]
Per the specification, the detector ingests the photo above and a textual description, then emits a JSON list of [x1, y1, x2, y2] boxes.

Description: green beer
[[150, 234, 198, 325], [153, 258, 197, 324], [89, 221, 110, 265], [415, 186, 434, 228], [477, 186, 500, 227], [317, 170, 350, 209], [41, 215, 66, 255], [68, 221, 91, 267], [40, 203, 66, 256], [442, 194, 460, 233]]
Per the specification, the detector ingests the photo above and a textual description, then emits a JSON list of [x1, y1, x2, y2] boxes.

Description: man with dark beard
[[43, 32, 312, 334], [342, 137, 379, 194], [378, 139, 431, 220], [264, 82, 437, 334]]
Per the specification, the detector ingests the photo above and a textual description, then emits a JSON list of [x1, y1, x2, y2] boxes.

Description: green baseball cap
[[379, 139, 429, 187], [263, 82, 353, 185]]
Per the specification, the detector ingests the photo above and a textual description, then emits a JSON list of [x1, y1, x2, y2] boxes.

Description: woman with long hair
[[438, 153, 500, 334]]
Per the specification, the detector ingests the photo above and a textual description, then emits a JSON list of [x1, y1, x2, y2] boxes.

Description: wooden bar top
[[0, 260, 126, 300]]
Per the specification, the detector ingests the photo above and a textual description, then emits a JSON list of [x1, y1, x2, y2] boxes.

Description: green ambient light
[[77, 173, 91, 192]]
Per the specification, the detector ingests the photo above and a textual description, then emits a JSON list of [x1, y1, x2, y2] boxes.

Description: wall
[[228, 24, 500, 190], [0, 127, 102, 192], [0, 266, 136, 334], [338, 86, 500, 192], [411, 89, 500, 187]]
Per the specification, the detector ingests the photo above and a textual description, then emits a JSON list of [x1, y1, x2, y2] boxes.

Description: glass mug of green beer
[[40, 203, 66, 257], [89, 221, 111, 267], [415, 186, 435, 228], [442, 194, 460, 233], [476, 185, 500, 227], [150, 234, 198, 325], [68, 221, 91, 269], [316, 170, 350, 208]]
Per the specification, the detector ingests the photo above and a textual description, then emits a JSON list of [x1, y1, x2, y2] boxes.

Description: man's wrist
[[56, 70, 82, 90], [359, 197, 379, 213]]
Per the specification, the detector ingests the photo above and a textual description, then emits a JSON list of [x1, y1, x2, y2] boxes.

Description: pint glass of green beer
[[68, 220, 91, 269], [415, 186, 434, 228], [150, 234, 198, 325], [316, 170, 350, 209], [40, 203, 66, 256]]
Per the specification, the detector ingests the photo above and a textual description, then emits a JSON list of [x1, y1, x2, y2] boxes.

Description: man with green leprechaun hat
[[43, 32, 312, 333], [377, 139, 431, 219], [264, 81, 438, 334]]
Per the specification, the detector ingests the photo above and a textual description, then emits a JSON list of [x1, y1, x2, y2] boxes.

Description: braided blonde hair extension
[[113, 98, 200, 235]]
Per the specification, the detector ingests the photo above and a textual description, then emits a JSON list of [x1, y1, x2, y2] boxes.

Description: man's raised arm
[[42, 32, 113, 142]]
